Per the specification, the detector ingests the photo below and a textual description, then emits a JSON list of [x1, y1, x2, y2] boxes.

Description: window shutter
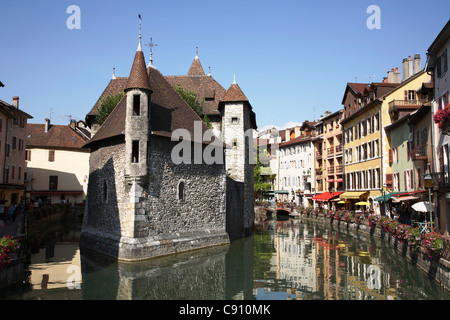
[[443, 48, 448, 73], [440, 146, 445, 171], [437, 56, 442, 78], [389, 149, 393, 163], [386, 173, 393, 189], [404, 171, 407, 190], [407, 142, 410, 159]]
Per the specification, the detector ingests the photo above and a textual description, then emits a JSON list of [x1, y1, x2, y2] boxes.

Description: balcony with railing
[[335, 144, 342, 155], [388, 99, 428, 110], [327, 146, 334, 156], [316, 151, 323, 159], [430, 172, 450, 188], [335, 165, 343, 174], [412, 145, 428, 161]]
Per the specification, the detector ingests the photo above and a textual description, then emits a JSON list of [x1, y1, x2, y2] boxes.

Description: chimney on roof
[[69, 119, 77, 129], [408, 56, 413, 78], [45, 118, 50, 133], [402, 58, 409, 81], [12, 96, 19, 109], [414, 54, 421, 74], [387, 67, 401, 83]]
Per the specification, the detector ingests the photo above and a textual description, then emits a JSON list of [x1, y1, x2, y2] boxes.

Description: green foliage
[[254, 147, 272, 196], [96, 91, 125, 125], [174, 85, 212, 128]]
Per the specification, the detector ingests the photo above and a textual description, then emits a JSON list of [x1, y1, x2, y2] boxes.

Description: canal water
[[2, 214, 450, 300]]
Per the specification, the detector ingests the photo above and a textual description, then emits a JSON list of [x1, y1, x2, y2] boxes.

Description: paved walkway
[[0, 214, 24, 238]]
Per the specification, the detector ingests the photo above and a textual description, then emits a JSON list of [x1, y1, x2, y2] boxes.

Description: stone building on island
[[80, 31, 256, 261]]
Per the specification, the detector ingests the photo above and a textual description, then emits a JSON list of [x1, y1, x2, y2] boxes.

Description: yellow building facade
[[342, 100, 383, 208]]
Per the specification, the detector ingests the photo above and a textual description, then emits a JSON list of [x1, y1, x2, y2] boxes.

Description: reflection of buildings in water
[[24, 243, 82, 299], [342, 255, 396, 300], [272, 223, 318, 293], [271, 221, 397, 300]]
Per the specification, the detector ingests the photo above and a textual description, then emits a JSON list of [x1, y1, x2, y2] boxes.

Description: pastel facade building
[[426, 19, 450, 237]]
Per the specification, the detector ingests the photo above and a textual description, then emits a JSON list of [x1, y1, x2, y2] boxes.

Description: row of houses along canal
[[0, 205, 449, 300]]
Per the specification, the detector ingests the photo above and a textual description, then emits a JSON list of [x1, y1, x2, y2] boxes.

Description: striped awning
[[339, 191, 369, 199]]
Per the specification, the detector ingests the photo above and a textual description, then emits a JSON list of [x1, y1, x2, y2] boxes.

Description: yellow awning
[[339, 191, 369, 199]]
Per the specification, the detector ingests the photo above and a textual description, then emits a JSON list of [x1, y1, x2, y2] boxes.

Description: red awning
[[335, 178, 343, 182], [312, 191, 343, 201], [327, 179, 334, 182], [393, 190, 427, 197]]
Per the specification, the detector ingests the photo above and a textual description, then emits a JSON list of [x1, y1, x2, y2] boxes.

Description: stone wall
[[80, 135, 229, 261]]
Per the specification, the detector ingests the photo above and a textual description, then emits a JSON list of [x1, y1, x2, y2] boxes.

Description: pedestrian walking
[[7, 204, 16, 223]]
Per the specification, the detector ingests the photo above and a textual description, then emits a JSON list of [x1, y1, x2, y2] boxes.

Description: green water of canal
[[2, 215, 450, 300]]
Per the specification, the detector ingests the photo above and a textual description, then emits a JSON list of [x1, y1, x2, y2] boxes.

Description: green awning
[[274, 190, 289, 194], [374, 192, 403, 202]]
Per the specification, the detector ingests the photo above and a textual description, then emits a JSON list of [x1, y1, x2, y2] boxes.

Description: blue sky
[[0, 1, 449, 130]]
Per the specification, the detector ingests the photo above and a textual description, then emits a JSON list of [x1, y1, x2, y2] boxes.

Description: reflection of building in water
[[263, 220, 396, 300], [341, 255, 395, 300], [274, 225, 318, 292], [24, 243, 82, 299]]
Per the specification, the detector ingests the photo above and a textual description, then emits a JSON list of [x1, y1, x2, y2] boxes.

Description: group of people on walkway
[[385, 202, 427, 226]]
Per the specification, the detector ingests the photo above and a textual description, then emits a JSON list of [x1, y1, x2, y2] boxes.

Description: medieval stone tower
[[220, 78, 256, 238]]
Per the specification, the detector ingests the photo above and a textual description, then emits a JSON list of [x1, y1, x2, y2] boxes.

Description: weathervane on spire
[[195, 46, 199, 59]]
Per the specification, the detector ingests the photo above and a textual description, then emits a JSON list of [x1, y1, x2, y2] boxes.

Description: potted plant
[[433, 102, 450, 129], [422, 232, 444, 259], [0, 235, 19, 270], [368, 214, 379, 229]]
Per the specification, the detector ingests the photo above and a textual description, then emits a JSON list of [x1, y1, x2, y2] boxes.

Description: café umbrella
[[411, 201, 436, 213], [355, 201, 371, 206]]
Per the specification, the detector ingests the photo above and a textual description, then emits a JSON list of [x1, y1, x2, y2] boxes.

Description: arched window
[[177, 180, 185, 202]]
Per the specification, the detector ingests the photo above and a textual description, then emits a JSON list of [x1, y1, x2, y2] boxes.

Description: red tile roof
[[222, 83, 248, 102], [85, 66, 223, 148], [125, 50, 151, 92], [27, 124, 89, 149], [187, 57, 205, 76], [279, 135, 311, 148], [165, 74, 226, 116], [87, 77, 128, 117]]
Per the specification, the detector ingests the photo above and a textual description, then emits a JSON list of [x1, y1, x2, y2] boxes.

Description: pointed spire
[[188, 46, 205, 76], [126, 15, 150, 92], [222, 79, 248, 102], [137, 14, 142, 51]]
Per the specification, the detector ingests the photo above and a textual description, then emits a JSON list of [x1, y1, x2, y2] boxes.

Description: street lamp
[[383, 183, 386, 216], [424, 173, 433, 231]]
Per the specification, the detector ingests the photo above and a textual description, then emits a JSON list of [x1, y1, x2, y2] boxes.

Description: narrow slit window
[[103, 181, 108, 203], [133, 94, 141, 116], [178, 180, 185, 201], [132, 140, 139, 163]]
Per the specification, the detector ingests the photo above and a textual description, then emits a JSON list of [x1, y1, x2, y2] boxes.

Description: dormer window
[[231, 117, 238, 124], [133, 94, 141, 116]]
